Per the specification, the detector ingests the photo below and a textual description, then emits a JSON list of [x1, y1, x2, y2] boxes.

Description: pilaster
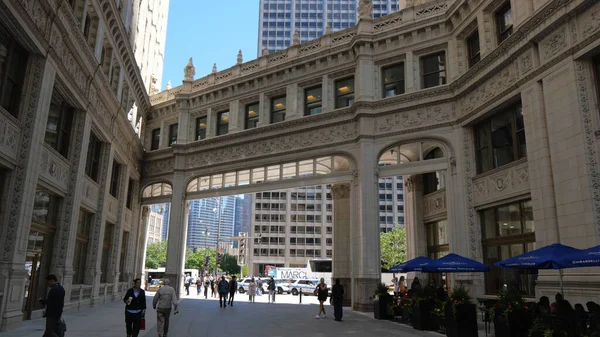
[[229, 100, 241, 133], [257, 93, 269, 126], [322, 75, 334, 113], [176, 98, 190, 144], [285, 83, 300, 120], [0, 56, 56, 331], [165, 174, 189, 295], [405, 51, 416, 93], [331, 182, 352, 306], [205, 107, 215, 138], [404, 175, 427, 259], [354, 44, 376, 103], [136, 206, 151, 286]]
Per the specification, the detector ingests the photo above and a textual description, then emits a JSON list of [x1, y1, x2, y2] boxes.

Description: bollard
[[299, 290, 302, 304]]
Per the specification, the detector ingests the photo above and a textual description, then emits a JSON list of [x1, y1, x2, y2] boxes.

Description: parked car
[[289, 279, 322, 296], [237, 278, 252, 293], [262, 279, 294, 294]]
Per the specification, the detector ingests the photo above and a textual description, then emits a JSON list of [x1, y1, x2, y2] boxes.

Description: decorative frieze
[[541, 27, 567, 62], [0, 112, 20, 161], [144, 159, 175, 177], [81, 177, 99, 210], [373, 103, 453, 133], [473, 159, 529, 207], [423, 189, 447, 220], [105, 195, 118, 224], [39, 145, 70, 191]]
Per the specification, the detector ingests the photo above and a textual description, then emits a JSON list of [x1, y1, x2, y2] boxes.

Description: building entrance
[[23, 253, 42, 320]]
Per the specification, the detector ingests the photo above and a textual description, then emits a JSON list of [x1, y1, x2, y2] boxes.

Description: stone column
[[176, 97, 190, 144], [205, 107, 215, 139], [228, 100, 242, 133], [331, 182, 351, 306], [354, 44, 376, 103], [257, 93, 269, 126], [109, 166, 131, 297], [285, 83, 300, 120], [86, 144, 114, 299], [405, 51, 416, 93], [352, 140, 381, 311], [164, 174, 190, 295], [135, 206, 151, 286], [51, 110, 92, 308], [0, 56, 56, 331], [321, 75, 333, 113], [404, 175, 427, 260]]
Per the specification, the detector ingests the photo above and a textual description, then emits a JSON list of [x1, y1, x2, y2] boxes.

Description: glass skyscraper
[[258, 0, 401, 55], [186, 197, 238, 250]]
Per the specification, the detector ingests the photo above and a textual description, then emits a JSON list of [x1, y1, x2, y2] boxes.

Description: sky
[[161, 1, 260, 91]]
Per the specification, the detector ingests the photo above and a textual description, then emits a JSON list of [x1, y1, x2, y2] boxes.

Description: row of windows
[[254, 225, 333, 234], [379, 204, 404, 212], [253, 248, 329, 258], [378, 182, 404, 189], [379, 216, 404, 225], [253, 237, 331, 246], [254, 203, 333, 212], [378, 194, 403, 201]]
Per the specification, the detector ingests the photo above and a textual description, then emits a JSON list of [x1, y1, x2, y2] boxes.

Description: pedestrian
[[248, 277, 257, 303], [218, 276, 229, 308], [228, 276, 237, 306], [152, 278, 179, 337], [399, 276, 407, 297], [184, 274, 191, 296], [332, 279, 345, 322], [210, 276, 216, 298], [268, 277, 276, 303], [40, 274, 65, 337], [391, 273, 399, 297], [147, 275, 153, 291], [123, 278, 146, 337], [257, 278, 262, 296], [315, 278, 328, 319], [204, 277, 210, 299], [196, 277, 202, 295]]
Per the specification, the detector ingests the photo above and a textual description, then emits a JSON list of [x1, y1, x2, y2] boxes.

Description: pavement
[[0, 290, 442, 337]]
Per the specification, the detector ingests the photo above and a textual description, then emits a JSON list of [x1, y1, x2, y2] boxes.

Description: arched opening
[[142, 182, 173, 198]]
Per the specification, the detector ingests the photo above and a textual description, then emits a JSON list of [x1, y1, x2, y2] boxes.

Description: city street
[[0, 291, 436, 337]]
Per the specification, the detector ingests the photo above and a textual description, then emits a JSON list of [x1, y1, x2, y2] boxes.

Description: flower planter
[[445, 302, 478, 337], [493, 307, 533, 337], [373, 294, 392, 320], [401, 305, 412, 324], [412, 299, 435, 331]]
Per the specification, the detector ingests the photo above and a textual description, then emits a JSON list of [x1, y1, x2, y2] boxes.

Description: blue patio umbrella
[[558, 244, 600, 268], [494, 243, 581, 294], [424, 253, 490, 273], [389, 256, 435, 273]]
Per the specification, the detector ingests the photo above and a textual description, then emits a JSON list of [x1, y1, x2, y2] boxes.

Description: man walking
[[123, 278, 146, 337], [228, 276, 237, 306], [218, 276, 229, 308], [153, 278, 179, 337], [332, 279, 345, 322], [184, 274, 191, 296], [40, 274, 65, 337]]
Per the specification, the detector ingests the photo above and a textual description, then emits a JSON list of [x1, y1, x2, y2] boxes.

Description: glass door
[[23, 253, 41, 320]]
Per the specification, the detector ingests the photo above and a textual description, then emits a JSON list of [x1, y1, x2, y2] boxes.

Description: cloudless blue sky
[[161, 1, 260, 90]]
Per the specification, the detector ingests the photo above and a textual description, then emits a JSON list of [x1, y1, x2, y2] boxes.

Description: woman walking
[[315, 278, 328, 319], [248, 277, 257, 303]]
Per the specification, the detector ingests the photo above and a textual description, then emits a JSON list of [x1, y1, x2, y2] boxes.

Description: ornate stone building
[[144, 0, 600, 312], [0, 0, 151, 331]]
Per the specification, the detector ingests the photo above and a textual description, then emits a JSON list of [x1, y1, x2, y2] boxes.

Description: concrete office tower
[[147, 210, 164, 244], [258, 0, 401, 55], [234, 195, 253, 248], [131, 0, 170, 95], [186, 197, 236, 250]]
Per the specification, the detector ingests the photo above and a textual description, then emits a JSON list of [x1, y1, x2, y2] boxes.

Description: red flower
[[509, 305, 512, 309], [454, 300, 458, 304], [524, 306, 528, 310]]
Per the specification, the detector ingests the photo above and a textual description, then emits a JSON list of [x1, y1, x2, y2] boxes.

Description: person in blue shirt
[[40, 274, 65, 337], [123, 278, 147, 337]]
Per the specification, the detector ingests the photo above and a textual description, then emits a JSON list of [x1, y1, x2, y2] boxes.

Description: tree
[[185, 248, 217, 274], [220, 254, 241, 275], [145, 241, 168, 269], [242, 265, 248, 277], [380, 227, 407, 270]]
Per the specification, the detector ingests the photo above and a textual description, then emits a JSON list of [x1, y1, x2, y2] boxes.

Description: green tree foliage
[[220, 254, 241, 275], [145, 241, 168, 269], [380, 227, 407, 270], [242, 265, 249, 277], [185, 248, 218, 274]]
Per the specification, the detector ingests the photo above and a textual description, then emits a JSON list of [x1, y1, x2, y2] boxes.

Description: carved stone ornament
[[166, 80, 172, 90], [358, 0, 373, 21], [541, 29, 566, 60], [263, 46, 270, 56], [237, 50, 243, 65], [404, 175, 423, 193], [473, 159, 529, 206], [330, 183, 351, 199], [212, 63, 217, 74], [184, 57, 196, 81], [292, 30, 300, 45], [325, 24, 332, 34]]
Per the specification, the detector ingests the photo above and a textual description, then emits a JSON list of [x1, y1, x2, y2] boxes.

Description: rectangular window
[[304, 86, 322, 116], [271, 96, 286, 123], [421, 52, 446, 89], [382, 63, 405, 98], [168, 123, 178, 146], [0, 27, 28, 118], [335, 77, 354, 108], [245, 102, 259, 129], [100, 223, 114, 283], [195, 117, 207, 140], [474, 102, 525, 173], [217, 111, 229, 136], [126, 178, 134, 209], [467, 30, 481, 68], [481, 200, 535, 295], [109, 160, 120, 197], [73, 209, 93, 284], [85, 133, 102, 182], [45, 95, 73, 158], [497, 3, 513, 43], [151, 128, 160, 150]]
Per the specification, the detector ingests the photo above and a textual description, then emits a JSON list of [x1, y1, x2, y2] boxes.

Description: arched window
[[142, 183, 172, 198], [423, 147, 445, 195]]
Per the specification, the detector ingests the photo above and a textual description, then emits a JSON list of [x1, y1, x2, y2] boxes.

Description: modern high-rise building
[[186, 197, 236, 250], [131, 0, 171, 94], [233, 195, 253, 248], [258, 0, 401, 55]]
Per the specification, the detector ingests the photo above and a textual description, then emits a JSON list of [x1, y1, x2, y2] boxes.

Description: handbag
[[140, 318, 146, 330]]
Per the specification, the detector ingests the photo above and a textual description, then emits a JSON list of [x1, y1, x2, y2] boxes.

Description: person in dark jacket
[[228, 276, 237, 306], [218, 276, 229, 308], [332, 279, 345, 322], [123, 278, 147, 337], [40, 274, 65, 337]]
